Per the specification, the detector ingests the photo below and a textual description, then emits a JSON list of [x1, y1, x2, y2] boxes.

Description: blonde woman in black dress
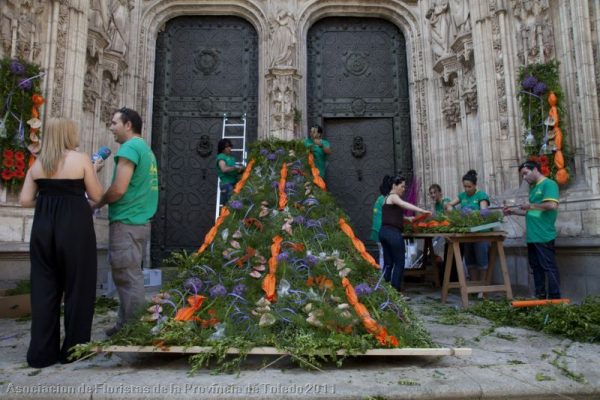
[[20, 117, 103, 367]]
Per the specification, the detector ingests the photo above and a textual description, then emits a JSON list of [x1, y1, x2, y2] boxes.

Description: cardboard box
[[0, 291, 31, 318], [104, 269, 162, 296]]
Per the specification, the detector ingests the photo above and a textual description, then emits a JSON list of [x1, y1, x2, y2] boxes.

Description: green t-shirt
[[526, 177, 559, 243], [369, 195, 386, 241], [109, 136, 158, 225], [303, 138, 330, 179], [458, 190, 490, 211], [216, 153, 239, 185], [434, 197, 451, 214]]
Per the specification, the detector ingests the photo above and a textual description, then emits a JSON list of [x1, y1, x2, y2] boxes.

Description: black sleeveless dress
[[27, 179, 97, 367]]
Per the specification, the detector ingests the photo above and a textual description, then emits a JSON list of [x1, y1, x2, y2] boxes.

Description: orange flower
[[306, 276, 314, 287], [174, 294, 206, 321], [32, 94, 45, 106]]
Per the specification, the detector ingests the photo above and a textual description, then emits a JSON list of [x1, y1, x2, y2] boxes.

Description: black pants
[[27, 182, 97, 368], [528, 241, 561, 299]]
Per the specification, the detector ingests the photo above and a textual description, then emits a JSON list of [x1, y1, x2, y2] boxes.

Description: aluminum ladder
[[215, 113, 247, 220]]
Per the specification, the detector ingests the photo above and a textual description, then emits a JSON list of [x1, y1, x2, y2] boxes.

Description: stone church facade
[[1, 0, 600, 299]]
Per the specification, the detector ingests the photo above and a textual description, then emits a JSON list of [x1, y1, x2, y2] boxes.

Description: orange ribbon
[[262, 235, 283, 302], [197, 207, 230, 254], [307, 152, 327, 191], [278, 162, 288, 210], [339, 218, 379, 269], [233, 159, 255, 194], [342, 278, 399, 347], [547, 92, 569, 185]]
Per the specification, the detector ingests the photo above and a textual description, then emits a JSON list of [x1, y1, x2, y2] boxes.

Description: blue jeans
[[220, 182, 234, 205], [462, 241, 490, 270], [379, 225, 405, 291], [528, 241, 561, 299]]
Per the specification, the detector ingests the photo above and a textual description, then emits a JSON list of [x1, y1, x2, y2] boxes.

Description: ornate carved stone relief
[[461, 69, 478, 115], [510, 0, 554, 63], [442, 84, 460, 128], [266, 68, 299, 140], [0, 0, 45, 62], [491, 15, 508, 131], [51, 2, 69, 116], [100, 71, 119, 125], [83, 56, 100, 113]]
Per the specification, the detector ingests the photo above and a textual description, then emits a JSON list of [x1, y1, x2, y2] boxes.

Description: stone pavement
[[1, 287, 599, 400]]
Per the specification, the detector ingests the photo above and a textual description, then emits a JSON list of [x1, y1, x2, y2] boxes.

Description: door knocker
[[351, 135, 366, 158], [196, 135, 213, 158]]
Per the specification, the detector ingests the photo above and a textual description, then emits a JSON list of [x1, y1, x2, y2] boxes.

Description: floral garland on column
[[0, 58, 44, 191], [517, 59, 570, 185]]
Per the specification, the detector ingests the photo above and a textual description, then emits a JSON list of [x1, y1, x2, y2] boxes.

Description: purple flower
[[271, 180, 280, 188], [183, 277, 203, 293], [480, 208, 491, 218], [460, 206, 473, 216], [275, 148, 286, 155], [9, 60, 25, 75], [521, 75, 538, 91], [209, 284, 227, 297], [277, 251, 289, 262], [355, 283, 373, 297], [305, 254, 319, 266], [267, 153, 277, 161], [533, 82, 547, 96], [303, 197, 320, 206], [230, 200, 243, 210], [231, 283, 246, 296], [305, 219, 321, 228], [293, 215, 305, 225], [260, 149, 269, 156], [285, 182, 295, 190], [18, 78, 32, 91]]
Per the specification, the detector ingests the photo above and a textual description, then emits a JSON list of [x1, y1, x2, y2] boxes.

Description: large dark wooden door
[[151, 16, 258, 264], [307, 18, 412, 243]]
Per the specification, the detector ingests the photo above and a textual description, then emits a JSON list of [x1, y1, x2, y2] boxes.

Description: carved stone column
[[266, 67, 301, 140]]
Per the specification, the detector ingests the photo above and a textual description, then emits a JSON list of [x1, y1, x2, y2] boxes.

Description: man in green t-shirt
[[303, 125, 331, 179], [503, 160, 561, 299], [94, 107, 159, 336], [216, 139, 244, 205]]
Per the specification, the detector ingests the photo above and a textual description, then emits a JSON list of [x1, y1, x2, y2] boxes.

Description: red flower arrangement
[[1, 148, 27, 187], [528, 154, 551, 177]]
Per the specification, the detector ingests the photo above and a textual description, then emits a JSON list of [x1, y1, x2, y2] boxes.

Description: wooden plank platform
[[94, 345, 471, 357]]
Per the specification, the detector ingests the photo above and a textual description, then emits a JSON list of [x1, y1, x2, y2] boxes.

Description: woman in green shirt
[[446, 170, 490, 282], [216, 139, 243, 205], [428, 183, 451, 215], [303, 125, 331, 179]]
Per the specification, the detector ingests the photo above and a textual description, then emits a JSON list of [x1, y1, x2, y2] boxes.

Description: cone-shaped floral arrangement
[[89, 140, 434, 372]]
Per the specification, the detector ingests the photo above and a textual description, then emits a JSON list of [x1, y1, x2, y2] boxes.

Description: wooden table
[[406, 231, 513, 307]]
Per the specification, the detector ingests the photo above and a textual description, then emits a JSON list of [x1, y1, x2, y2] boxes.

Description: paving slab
[[1, 288, 599, 400]]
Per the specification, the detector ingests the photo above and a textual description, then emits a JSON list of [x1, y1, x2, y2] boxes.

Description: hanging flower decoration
[[517, 60, 571, 185], [1, 57, 45, 191]]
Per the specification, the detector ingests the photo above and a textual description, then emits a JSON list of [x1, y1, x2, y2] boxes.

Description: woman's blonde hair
[[39, 117, 79, 176]]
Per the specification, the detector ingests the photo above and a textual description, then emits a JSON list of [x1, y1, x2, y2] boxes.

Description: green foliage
[[94, 296, 119, 314], [99, 140, 434, 372], [4, 279, 30, 295], [404, 209, 503, 234], [469, 297, 600, 343], [0, 57, 43, 190], [517, 59, 571, 181]]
